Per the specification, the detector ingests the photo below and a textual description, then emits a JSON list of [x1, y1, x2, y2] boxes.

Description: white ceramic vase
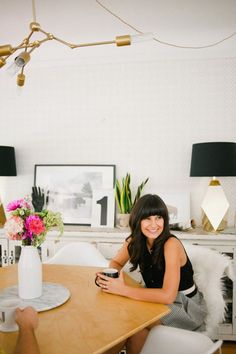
[[18, 246, 42, 299]]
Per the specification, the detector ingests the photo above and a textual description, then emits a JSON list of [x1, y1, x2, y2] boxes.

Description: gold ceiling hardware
[[0, 1, 149, 87], [17, 73, 26, 87], [3, 1, 234, 87], [0, 45, 13, 56]]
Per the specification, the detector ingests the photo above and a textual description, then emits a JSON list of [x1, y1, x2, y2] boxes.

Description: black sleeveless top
[[140, 237, 194, 291]]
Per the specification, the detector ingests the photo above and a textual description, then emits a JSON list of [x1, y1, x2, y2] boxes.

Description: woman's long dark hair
[[126, 194, 171, 272]]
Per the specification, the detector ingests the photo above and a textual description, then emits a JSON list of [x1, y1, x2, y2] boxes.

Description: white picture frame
[[34, 164, 115, 226], [91, 189, 115, 228], [159, 192, 191, 230]]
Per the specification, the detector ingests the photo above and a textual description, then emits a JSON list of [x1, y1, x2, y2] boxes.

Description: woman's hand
[[95, 271, 127, 296]]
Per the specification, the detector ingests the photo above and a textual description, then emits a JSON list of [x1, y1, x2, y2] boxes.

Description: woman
[[96, 194, 207, 354]]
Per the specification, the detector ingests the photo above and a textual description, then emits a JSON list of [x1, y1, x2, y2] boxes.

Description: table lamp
[[190, 142, 236, 232], [0, 146, 17, 227]]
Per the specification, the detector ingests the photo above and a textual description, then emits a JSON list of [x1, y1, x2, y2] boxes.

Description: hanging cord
[[96, 0, 236, 49]]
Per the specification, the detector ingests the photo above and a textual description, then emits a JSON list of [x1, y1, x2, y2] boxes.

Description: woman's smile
[[141, 215, 164, 240]]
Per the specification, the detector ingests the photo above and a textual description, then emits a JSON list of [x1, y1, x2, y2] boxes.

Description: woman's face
[[141, 215, 164, 242]]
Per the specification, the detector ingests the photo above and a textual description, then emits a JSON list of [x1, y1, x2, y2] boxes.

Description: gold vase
[[0, 203, 6, 227]]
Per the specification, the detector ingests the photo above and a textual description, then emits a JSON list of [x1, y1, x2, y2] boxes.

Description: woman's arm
[[100, 237, 183, 304]]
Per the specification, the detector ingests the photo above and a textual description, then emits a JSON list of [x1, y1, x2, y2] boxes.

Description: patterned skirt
[[160, 290, 207, 332]]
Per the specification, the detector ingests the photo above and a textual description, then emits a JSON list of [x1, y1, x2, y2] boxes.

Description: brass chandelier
[[0, 0, 148, 87], [1, 0, 235, 87]]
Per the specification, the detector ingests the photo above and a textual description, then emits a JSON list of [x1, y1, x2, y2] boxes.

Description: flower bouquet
[[4, 197, 64, 247]]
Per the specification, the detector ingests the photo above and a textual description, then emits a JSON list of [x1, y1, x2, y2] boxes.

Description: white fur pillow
[[183, 243, 234, 337]]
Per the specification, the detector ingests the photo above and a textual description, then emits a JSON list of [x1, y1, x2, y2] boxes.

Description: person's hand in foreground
[[14, 306, 40, 354]]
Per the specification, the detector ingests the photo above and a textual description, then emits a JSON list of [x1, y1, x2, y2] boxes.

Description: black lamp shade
[[190, 142, 236, 177], [0, 146, 17, 176]]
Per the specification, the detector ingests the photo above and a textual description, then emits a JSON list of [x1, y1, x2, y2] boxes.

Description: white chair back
[[45, 242, 108, 267], [141, 325, 223, 354]]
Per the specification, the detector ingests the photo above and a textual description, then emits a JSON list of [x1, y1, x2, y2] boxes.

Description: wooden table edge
[[93, 306, 170, 354]]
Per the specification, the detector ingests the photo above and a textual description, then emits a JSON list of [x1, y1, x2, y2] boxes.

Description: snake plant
[[115, 173, 149, 214]]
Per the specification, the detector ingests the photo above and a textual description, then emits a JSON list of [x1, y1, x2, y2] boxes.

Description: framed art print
[[34, 164, 115, 226]]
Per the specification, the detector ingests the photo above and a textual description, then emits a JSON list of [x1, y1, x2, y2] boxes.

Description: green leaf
[[115, 173, 149, 214], [115, 180, 122, 212], [133, 178, 149, 206]]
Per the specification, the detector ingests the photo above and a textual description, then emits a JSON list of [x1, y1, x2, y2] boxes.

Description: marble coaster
[[0, 283, 71, 312]]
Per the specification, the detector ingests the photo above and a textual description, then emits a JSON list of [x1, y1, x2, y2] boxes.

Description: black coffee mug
[[95, 268, 119, 287]]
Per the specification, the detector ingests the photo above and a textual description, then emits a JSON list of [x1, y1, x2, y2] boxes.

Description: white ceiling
[[1, 0, 236, 66]]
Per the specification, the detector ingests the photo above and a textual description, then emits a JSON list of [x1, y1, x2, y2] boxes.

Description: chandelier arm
[[6, 37, 49, 60], [8, 43, 35, 56], [6, 31, 35, 56], [35, 25, 117, 48], [11, 32, 34, 52], [31, 37, 52, 47], [26, 31, 34, 42], [52, 36, 115, 48], [20, 37, 52, 54], [37, 27, 53, 38], [3, 44, 29, 60], [27, 45, 39, 54], [10, 44, 32, 52], [3, 53, 12, 60]]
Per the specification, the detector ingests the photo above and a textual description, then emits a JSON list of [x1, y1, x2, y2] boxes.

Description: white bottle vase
[[18, 246, 42, 299]]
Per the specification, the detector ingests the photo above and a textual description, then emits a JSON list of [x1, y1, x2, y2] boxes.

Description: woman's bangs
[[141, 199, 166, 219]]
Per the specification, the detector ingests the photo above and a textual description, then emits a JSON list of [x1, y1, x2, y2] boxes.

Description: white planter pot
[[116, 213, 130, 229], [18, 246, 42, 299]]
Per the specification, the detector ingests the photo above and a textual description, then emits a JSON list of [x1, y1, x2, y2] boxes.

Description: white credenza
[[1, 226, 236, 340]]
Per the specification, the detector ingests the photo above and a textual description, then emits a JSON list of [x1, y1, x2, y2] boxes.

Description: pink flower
[[7, 199, 31, 212], [4, 196, 63, 247], [4, 216, 24, 240], [25, 215, 45, 235], [22, 230, 33, 240]]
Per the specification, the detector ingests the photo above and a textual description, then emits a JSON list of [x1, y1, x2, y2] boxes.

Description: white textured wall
[[0, 56, 235, 226]]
